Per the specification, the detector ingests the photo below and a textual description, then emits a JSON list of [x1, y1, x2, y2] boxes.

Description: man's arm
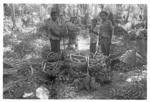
[[48, 21, 61, 37], [98, 32, 102, 45], [90, 30, 98, 35], [93, 31, 98, 35], [98, 24, 102, 45]]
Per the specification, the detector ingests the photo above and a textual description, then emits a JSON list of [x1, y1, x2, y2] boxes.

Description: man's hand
[[93, 31, 98, 35]]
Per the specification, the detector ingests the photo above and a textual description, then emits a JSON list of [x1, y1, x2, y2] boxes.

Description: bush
[[12, 41, 34, 59], [109, 78, 147, 99]]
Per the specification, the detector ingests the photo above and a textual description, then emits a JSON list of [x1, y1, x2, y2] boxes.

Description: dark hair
[[100, 11, 108, 16], [50, 7, 59, 16]]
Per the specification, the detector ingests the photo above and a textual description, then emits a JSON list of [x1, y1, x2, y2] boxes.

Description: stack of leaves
[[120, 49, 136, 66], [110, 48, 143, 72], [111, 60, 136, 72]]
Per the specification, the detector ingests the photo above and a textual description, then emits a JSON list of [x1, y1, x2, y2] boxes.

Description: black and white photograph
[[3, 3, 147, 99]]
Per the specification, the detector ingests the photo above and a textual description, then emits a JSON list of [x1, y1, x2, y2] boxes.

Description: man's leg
[[105, 38, 111, 56], [56, 40, 60, 53], [91, 43, 97, 54], [90, 43, 95, 57], [93, 43, 97, 53], [90, 43, 93, 53], [101, 38, 106, 55]]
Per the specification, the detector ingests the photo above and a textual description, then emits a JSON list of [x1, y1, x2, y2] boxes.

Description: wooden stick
[[42, 62, 46, 72], [30, 65, 34, 75]]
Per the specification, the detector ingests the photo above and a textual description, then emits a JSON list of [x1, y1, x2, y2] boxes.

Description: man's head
[[50, 7, 59, 21], [99, 11, 108, 20]]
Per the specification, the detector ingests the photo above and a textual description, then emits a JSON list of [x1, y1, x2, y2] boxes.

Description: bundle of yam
[[89, 53, 108, 65], [88, 64, 112, 85], [41, 46, 63, 62], [88, 53, 113, 85], [41, 46, 65, 82], [41, 50, 84, 83], [47, 52, 62, 62], [56, 53, 88, 82], [69, 54, 87, 73], [41, 61, 65, 84], [42, 61, 64, 76]]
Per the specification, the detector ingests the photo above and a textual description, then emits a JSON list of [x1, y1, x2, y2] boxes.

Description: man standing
[[89, 18, 98, 56], [44, 7, 62, 53], [99, 11, 113, 56], [66, 16, 81, 49]]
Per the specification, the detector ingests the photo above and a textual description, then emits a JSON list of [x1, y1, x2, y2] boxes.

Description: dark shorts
[[101, 37, 111, 56], [50, 39, 60, 53], [90, 43, 97, 53]]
